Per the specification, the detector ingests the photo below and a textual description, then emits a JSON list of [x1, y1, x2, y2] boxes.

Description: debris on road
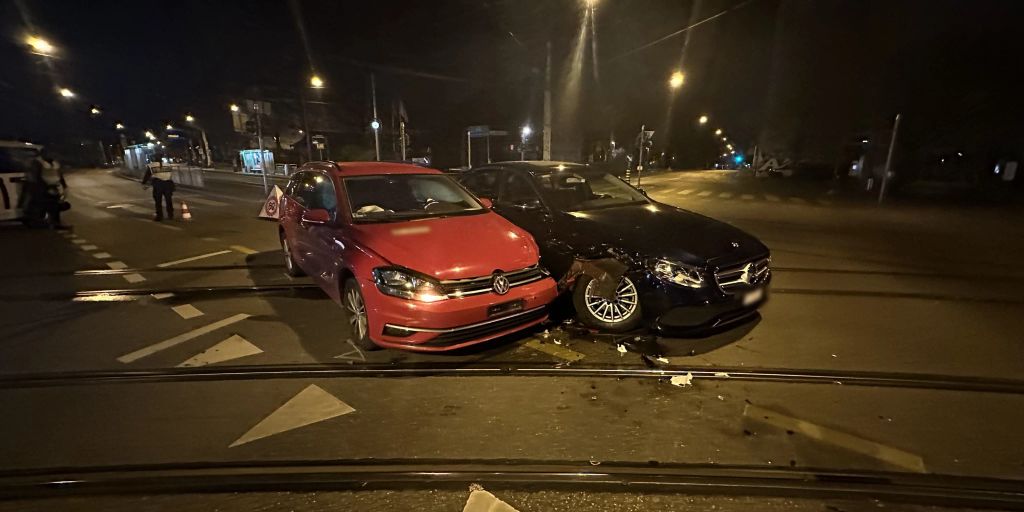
[[670, 372, 694, 387], [617, 344, 628, 356], [656, 356, 670, 364]]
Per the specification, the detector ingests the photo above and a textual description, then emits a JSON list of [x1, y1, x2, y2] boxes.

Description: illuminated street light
[[521, 125, 533, 138], [698, 115, 709, 125], [370, 119, 381, 131], [115, 122, 125, 130], [726, 144, 734, 150], [165, 124, 173, 130], [58, 87, 74, 98], [229, 103, 240, 112], [721, 136, 728, 142], [185, 114, 195, 123], [89, 106, 101, 115], [310, 75, 324, 88], [144, 130, 155, 140], [714, 129, 723, 136], [520, 125, 533, 160], [668, 71, 685, 89], [25, 35, 55, 56]]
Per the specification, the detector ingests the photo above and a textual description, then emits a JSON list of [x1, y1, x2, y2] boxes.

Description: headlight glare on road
[[650, 259, 705, 288], [373, 267, 447, 302]]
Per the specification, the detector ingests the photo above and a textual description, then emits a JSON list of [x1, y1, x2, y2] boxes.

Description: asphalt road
[[1, 167, 1022, 508]]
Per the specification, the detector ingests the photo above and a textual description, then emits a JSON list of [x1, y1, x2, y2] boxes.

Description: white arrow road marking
[[117, 313, 250, 363], [178, 334, 262, 367], [463, 488, 521, 512], [744, 404, 926, 473], [156, 250, 233, 268], [230, 384, 355, 448], [171, 304, 204, 319]]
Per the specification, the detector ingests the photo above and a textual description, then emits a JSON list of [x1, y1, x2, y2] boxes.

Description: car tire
[[342, 278, 380, 351], [281, 235, 305, 277], [572, 274, 642, 332]]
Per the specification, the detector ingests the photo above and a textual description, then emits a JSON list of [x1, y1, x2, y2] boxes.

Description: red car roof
[[305, 161, 440, 177]]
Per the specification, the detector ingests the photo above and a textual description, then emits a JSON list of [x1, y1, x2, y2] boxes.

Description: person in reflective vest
[[24, 152, 69, 229], [142, 155, 175, 221]]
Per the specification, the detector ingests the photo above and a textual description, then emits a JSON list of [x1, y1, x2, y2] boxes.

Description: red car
[[279, 161, 558, 351]]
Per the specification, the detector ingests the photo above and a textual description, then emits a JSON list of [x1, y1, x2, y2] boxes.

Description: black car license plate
[[488, 299, 525, 318]]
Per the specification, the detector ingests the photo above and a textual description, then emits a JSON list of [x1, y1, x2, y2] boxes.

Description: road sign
[[467, 125, 490, 137]]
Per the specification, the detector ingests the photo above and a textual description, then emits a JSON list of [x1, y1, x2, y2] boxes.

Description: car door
[[301, 171, 342, 288], [460, 168, 501, 202], [281, 171, 312, 267], [491, 169, 578, 278]]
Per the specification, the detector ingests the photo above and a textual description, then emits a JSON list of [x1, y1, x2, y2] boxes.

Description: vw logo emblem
[[492, 272, 511, 295]]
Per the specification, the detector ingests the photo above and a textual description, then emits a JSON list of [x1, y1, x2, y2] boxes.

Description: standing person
[[142, 154, 174, 221], [24, 151, 69, 229]]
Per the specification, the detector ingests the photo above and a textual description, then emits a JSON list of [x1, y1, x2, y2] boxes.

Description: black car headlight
[[372, 267, 448, 302], [650, 259, 705, 288]]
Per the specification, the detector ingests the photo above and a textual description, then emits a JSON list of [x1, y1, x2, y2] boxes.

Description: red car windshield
[[344, 174, 484, 222]]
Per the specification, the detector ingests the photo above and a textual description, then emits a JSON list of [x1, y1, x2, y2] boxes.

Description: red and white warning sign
[[258, 185, 284, 219]]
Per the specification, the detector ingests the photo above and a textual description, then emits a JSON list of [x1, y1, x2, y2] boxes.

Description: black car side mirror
[[637, 187, 649, 197]]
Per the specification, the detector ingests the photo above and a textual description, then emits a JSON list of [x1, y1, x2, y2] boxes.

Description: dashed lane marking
[[676, 189, 694, 195], [178, 334, 262, 367], [134, 218, 183, 231], [151, 292, 175, 300], [718, 192, 734, 199], [201, 237, 220, 242], [71, 239, 87, 245], [741, 194, 755, 200], [156, 250, 233, 268], [524, 339, 586, 362], [697, 190, 713, 197], [765, 194, 782, 202], [117, 313, 251, 363], [179, 196, 229, 207], [230, 384, 355, 447], [92, 252, 111, 259], [789, 197, 807, 204], [744, 404, 926, 473], [80, 244, 98, 251], [106, 261, 128, 270], [123, 273, 146, 283], [230, 245, 259, 255], [171, 304, 204, 319]]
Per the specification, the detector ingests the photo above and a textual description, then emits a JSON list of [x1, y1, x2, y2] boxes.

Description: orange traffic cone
[[181, 202, 193, 221]]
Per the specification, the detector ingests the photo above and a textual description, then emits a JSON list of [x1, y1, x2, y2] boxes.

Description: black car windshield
[[535, 170, 648, 212], [344, 174, 484, 222]]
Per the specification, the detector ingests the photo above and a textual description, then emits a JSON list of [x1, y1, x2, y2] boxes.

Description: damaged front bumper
[[639, 271, 770, 335]]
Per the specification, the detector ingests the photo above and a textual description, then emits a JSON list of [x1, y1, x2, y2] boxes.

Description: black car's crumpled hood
[[559, 203, 768, 267]]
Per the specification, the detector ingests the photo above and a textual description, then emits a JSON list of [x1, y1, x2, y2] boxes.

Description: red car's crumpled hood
[[350, 212, 539, 280]]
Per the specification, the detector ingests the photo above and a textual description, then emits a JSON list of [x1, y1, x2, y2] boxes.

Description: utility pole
[[300, 90, 312, 163], [466, 130, 472, 167], [254, 102, 268, 194], [878, 113, 901, 204], [543, 41, 552, 161], [371, 73, 381, 161], [399, 120, 407, 160], [636, 124, 646, 189]]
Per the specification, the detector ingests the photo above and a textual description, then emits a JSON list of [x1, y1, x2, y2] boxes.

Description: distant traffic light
[[733, 154, 745, 164]]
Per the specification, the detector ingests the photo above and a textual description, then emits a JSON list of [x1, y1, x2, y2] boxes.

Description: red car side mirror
[[301, 208, 331, 225], [478, 197, 493, 209]]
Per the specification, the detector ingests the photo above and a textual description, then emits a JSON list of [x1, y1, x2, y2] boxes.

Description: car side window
[[461, 169, 500, 199], [499, 171, 540, 205], [308, 173, 338, 220], [285, 172, 303, 198]]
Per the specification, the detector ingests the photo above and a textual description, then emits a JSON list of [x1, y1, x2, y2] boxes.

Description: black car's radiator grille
[[714, 257, 770, 294]]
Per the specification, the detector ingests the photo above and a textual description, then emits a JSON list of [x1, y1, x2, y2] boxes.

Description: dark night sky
[[2, 0, 1023, 166]]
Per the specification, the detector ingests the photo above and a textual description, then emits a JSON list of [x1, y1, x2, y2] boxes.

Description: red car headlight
[[372, 267, 448, 302]]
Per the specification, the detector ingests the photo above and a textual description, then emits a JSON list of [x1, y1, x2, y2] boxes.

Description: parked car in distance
[[460, 161, 771, 334], [0, 140, 42, 222], [279, 161, 558, 351]]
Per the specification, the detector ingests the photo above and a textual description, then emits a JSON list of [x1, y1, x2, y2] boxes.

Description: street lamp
[[58, 87, 74, 98], [184, 114, 212, 167], [89, 106, 101, 116], [721, 136, 728, 142], [165, 124, 173, 130], [115, 123, 124, 130], [520, 125, 533, 160], [25, 35, 55, 56], [668, 71, 685, 89], [144, 130, 155, 140], [229, 103, 240, 112], [714, 129, 723, 136], [185, 114, 195, 123], [698, 115, 709, 125], [370, 119, 381, 160], [310, 74, 324, 88]]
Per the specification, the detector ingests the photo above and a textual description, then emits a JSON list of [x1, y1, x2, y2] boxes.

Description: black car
[[460, 161, 770, 334]]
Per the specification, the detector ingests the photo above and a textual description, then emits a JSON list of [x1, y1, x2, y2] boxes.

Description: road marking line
[[178, 334, 263, 367], [80, 244, 98, 251], [334, 339, 367, 362], [789, 197, 807, 204], [180, 196, 229, 207], [744, 404, 926, 473], [134, 217, 184, 231], [201, 237, 220, 242], [172, 304, 204, 319], [156, 250, 233, 268], [741, 194, 755, 200], [524, 339, 585, 362], [765, 194, 781, 202], [71, 239, 87, 245], [105, 204, 133, 209], [718, 192, 734, 199], [123, 273, 146, 283], [92, 252, 111, 259], [697, 190, 713, 197], [464, 488, 521, 512], [151, 292, 175, 300], [677, 189, 694, 195], [230, 245, 259, 255], [230, 384, 354, 447], [106, 261, 128, 270], [117, 313, 251, 363]]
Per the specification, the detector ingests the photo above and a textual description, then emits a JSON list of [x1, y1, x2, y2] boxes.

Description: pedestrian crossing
[[652, 187, 832, 206]]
